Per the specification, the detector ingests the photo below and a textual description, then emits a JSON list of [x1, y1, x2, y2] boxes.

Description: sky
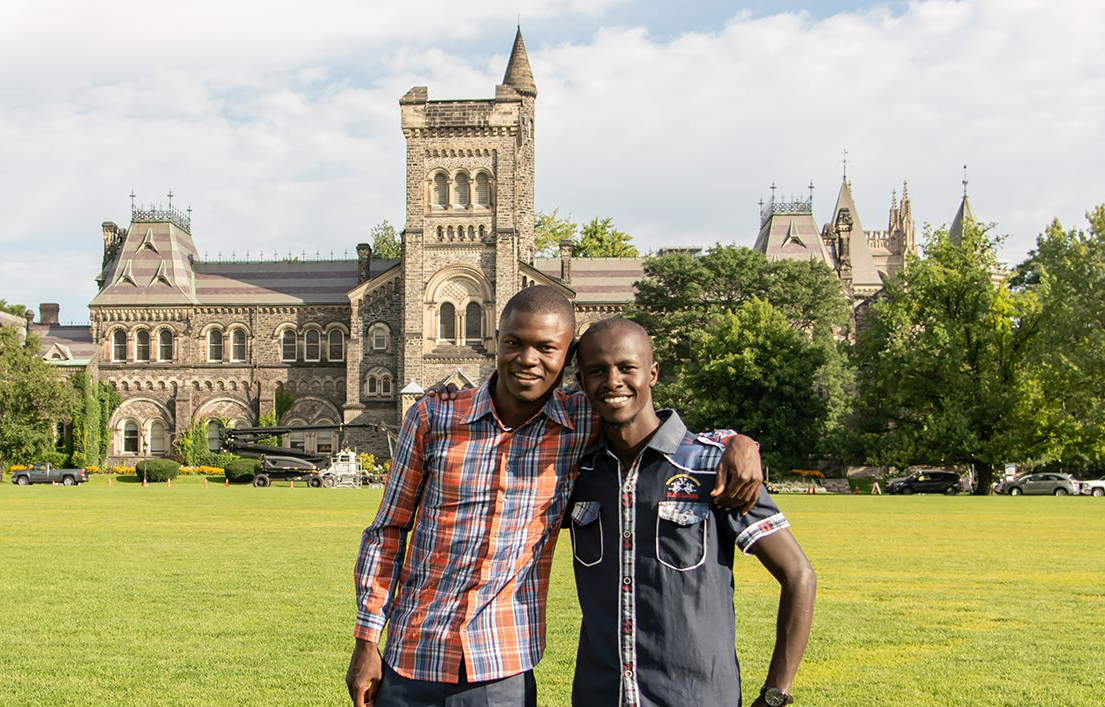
[[1, 0, 1103, 323]]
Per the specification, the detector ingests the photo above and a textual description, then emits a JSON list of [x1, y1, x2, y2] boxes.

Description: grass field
[[1, 476, 1103, 707]]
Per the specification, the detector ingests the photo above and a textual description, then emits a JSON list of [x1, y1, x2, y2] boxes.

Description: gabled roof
[[194, 259, 391, 305], [30, 324, 98, 366], [829, 178, 882, 288], [949, 195, 976, 245], [754, 210, 832, 266], [502, 27, 537, 96]]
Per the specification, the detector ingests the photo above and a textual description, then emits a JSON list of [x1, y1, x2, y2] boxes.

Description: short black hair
[[576, 317, 654, 365], [499, 285, 576, 330]]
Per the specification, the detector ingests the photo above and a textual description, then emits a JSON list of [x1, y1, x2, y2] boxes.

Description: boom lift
[[218, 422, 396, 488]]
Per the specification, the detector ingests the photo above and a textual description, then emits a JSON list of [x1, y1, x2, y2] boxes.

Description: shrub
[[135, 459, 180, 482], [223, 458, 262, 483]]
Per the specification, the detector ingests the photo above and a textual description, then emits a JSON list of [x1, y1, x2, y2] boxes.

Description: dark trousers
[[375, 660, 537, 707]]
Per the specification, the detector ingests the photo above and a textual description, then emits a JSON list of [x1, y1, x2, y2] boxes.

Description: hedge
[[223, 458, 262, 483], [135, 459, 180, 482]]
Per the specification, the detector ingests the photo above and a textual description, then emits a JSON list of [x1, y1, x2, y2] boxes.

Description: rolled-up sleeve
[[724, 486, 789, 555], [353, 400, 430, 641]]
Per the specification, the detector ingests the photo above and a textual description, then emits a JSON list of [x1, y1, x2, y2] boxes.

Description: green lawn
[[1, 476, 1103, 707]]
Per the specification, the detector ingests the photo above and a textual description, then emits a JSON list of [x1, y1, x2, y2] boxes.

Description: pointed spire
[[502, 27, 537, 96], [949, 194, 976, 245]]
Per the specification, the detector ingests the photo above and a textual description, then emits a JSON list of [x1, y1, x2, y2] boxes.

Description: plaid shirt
[[354, 374, 598, 683]]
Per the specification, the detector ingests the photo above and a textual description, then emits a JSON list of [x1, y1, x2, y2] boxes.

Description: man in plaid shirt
[[346, 287, 763, 707]]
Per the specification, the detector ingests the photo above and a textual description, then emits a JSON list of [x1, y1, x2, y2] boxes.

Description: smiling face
[[576, 321, 659, 429], [495, 308, 576, 410]]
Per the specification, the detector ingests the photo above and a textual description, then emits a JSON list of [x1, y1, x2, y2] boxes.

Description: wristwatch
[[760, 686, 794, 706]]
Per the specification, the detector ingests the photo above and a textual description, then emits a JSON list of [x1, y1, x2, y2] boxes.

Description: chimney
[[102, 221, 121, 268], [356, 243, 372, 283], [559, 239, 573, 285], [39, 303, 60, 325]]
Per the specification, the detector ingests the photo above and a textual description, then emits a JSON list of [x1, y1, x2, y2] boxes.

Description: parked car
[[1079, 475, 1105, 497], [10, 462, 89, 486], [999, 473, 1079, 496], [885, 470, 963, 495]]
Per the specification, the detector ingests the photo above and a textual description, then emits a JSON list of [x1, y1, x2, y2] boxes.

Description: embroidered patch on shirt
[[665, 473, 701, 499]]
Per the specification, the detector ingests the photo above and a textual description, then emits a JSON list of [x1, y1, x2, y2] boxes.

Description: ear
[[649, 360, 659, 387]]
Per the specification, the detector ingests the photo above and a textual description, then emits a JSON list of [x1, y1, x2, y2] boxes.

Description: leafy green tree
[[534, 209, 577, 258], [628, 246, 852, 461], [684, 299, 828, 473], [0, 300, 27, 317], [573, 217, 638, 258], [853, 221, 1052, 493], [370, 220, 401, 260], [0, 328, 76, 467], [1012, 205, 1105, 461]]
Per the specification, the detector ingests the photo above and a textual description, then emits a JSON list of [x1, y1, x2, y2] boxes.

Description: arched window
[[289, 430, 305, 451], [433, 173, 448, 208], [207, 330, 224, 362], [439, 303, 456, 341], [123, 421, 139, 454], [475, 173, 490, 206], [369, 323, 389, 352], [206, 420, 222, 452], [113, 330, 127, 362], [281, 329, 297, 362], [465, 302, 482, 342], [149, 421, 167, 455], [453, 173, 470, 208], [367, 376, 378, 395], [158, 330, 173, 361], [328, 329, 344, 362], [304, 329, 321, 362], [382, 375, 392, 397], [135, 330, 150, 362], [231, 329, 247, 362]]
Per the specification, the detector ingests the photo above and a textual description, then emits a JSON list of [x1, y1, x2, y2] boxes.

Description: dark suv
[[886, 470, 962, 495]]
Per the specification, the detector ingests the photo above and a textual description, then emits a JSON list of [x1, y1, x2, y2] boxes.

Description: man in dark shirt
[[568, 318, 817, 707]]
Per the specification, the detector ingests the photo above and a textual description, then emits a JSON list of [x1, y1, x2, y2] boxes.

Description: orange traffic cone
[[224, 477, 229, 488], [290, 480, 294, 489], [167, 478, 171, 489], [204, 477, 208, 489], [142, 477, 147, 487]]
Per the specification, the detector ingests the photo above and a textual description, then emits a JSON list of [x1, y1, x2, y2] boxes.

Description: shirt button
[[623, 483, 632, 492], [624, 669, 633, 678], [623, 530, 631, 538], [623, 577, 631, 585]]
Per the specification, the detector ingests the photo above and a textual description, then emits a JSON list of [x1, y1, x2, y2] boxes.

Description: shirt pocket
[[655, 501, 711, 571], [570, 501, 603, 567]]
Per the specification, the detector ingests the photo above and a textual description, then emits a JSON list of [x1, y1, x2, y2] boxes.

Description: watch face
[[764, 687, 787, 707]]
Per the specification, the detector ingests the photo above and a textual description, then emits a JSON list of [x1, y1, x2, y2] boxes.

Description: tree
[[1012, 205, 1105, 460], [0, 299, 27, 317], [684, 299, 828, 473], [370, 220, 401, 260], [0, 328, 76, 467], [534, 209, 577, 258], [853, 221, 1051, 493], [628, 246, 852, 454], [573, 217, 638, 258]]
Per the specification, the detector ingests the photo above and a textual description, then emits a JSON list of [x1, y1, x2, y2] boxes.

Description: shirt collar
[[462, 372, 575, 431], [583, 408, 687, 459]]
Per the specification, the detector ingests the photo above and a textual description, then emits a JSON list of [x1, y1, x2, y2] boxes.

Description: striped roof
[[194, 260, 396, 305], [91, 219, 199, 306], [754, 211, 832, 265], [31, 324, 98, 365], [534, 257, 644, 304]]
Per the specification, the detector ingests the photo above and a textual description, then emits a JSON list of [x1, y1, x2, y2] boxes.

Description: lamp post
[[141, 436, 148, 485]]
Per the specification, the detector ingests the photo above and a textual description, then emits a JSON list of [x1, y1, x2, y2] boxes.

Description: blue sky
[[1, 0, 1103, 322]]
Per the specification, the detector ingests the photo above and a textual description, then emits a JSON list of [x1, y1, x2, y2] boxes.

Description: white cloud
[[1, 0, 1103, 320]]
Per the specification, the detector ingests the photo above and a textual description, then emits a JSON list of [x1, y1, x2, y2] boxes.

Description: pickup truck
[[10, 462, 89, 486]]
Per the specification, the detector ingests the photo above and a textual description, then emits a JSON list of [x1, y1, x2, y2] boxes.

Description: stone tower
[[397, 28, 538, 390]]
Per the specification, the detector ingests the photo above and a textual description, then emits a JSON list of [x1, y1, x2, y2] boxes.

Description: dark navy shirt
[[567, 410, 789, 707]]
